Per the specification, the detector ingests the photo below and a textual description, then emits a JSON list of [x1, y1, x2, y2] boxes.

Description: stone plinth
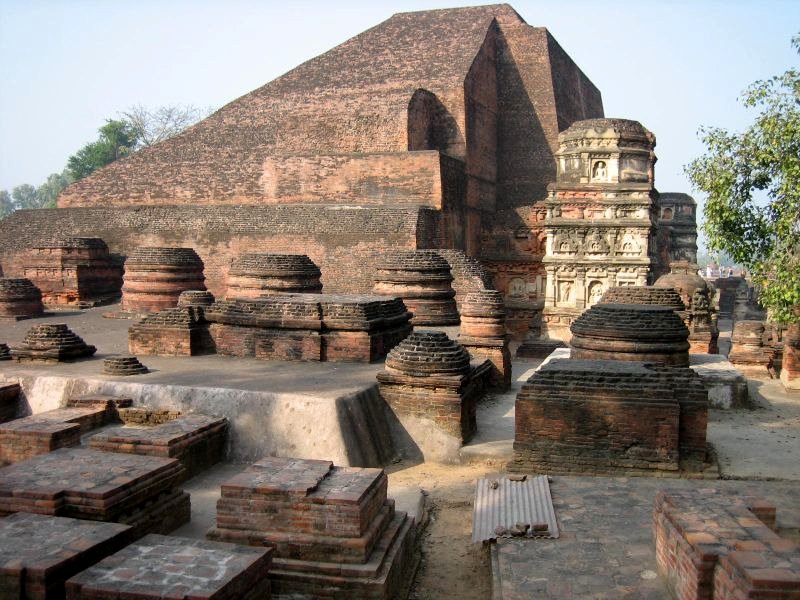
[[226, 253, 322, 299], [0, 405, 114, 464], [206, 294, 412, 363], [654, 490, 799, 600], [21, 237, 122, 306], [89, 414, 228, 479], [728, 320, 775, 378], [0, 513, 132, 600], [121, 247, 205, 314], [66, 534, 273, 600], [373, 250, 459, 326], [208, 457, 417, 599], [11, 323, 96, 362], [128, 306, 214, 356], [0, 382, 19, 424], [0, 448, 190, 539], [0, 277, 44, 320], [599, 285, 686, 311], [570, 304, 690, 366], [510, 359, 708, 475], [103, 355, 149, 375], [689, 354, 749, 409], [782, 322, 800, 391], [377, 331, 480, 462], [458, 290, 511, 389]]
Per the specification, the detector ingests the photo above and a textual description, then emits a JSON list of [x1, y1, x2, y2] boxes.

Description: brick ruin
[[10, 323, 97, 362], [20, 237, 122, 306], [102, 354, 149, 375], [373, 250, 460, 325], [0, 448, 190, 539], [457, 289, 512, 389], [510, 359, 708, 475], [654, 489, 799, 600], [66, 534, 273, 600], [0, 277, 44, 320], [129, 306, 214, 356], [569, 303, 691, 366], [782, 317, 800, 390], [226, 253, 322, 299], [120, 246, 206, 314], [377, 331, 490, 462], [728, 320, 776, 378], [177, 288, 215, 308], [207, 456, 418, 598]]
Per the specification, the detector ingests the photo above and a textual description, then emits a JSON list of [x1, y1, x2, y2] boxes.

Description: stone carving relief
[[591, 160, 608, 181], [587, 281, 604, 306], [617, 234, 641, 257], [619, 156, 649, 182], [558, 280, 573, 305], [585, 231, 610, 255], [553, 233, 579, 255], [508, 277, 527, 298]]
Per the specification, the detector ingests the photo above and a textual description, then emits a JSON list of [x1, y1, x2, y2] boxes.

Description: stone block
[[689, 354, 749, 409], [88, 414, 228, 479], [0, 448, 189, 539], [0, 513, 132, 600], [66, 534, 272, 600]]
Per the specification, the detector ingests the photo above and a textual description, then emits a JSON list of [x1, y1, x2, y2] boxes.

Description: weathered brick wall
[[0, 206, 439, 297]]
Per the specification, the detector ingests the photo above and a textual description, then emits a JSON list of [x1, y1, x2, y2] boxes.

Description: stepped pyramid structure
[[0, 4, 695, 339]]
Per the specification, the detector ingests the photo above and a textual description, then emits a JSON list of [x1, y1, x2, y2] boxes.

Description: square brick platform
[[65, 534, 272, 600], [0, 448, 189, 539], [208, 457, 418, 598], [0, 513, 132, 600], [88, 414, 228, 479], [654, 489, 800, 600], [0, 405, 113, 464]]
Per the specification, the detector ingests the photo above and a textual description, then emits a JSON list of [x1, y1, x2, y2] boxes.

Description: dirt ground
[[387, 462, 493, 600]]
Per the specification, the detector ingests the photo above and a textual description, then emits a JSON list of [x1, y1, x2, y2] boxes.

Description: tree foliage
[[0, 170, 72, 217], [66, 119, 137, 181], [686, 34, 800, 323]]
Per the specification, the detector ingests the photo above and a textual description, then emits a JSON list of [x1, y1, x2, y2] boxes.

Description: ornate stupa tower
[[540, 118, 659, 341]]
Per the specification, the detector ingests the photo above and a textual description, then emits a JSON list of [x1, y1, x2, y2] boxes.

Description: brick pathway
[[492, 476, 800, 599]]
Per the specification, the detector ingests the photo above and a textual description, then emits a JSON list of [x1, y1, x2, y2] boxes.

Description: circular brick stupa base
[[121, 247, 206, 314], [0, 278, 45, 320], [373, 251, 459, 326], [569, 303, 690, 366], [225, 254, 322, 299]]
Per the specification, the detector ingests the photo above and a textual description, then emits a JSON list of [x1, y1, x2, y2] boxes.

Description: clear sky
[[1, 0, 798, 212]]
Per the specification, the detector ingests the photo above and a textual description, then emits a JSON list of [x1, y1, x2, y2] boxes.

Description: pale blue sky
[[1, 0, 798, 209]]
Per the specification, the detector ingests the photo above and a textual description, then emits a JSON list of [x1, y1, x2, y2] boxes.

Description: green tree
[[11, 183, 40, 210], [66, 119, 136, 181], [686, 34, 800, 323], [0, 190, 12, 218], [36, 170, 73, 208]]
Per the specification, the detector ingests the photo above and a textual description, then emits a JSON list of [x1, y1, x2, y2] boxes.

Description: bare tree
[[122, 104, 212, 148]]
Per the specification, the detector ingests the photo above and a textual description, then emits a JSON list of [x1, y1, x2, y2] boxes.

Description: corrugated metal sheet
[[472, 475, 559, 543]]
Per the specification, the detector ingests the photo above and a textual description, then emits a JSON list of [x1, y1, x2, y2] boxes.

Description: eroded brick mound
[[570, 303, 690, 366], [436, 249, 494, 309], [599, 285, 686, 311], [0, 277, 44, 319], [177, 289, 215, 307], [373, 250, 459, 325], [0, 513, 132, 600], [208, 457, 417, 598], [728, 320, 775, 378], [385, 330, 470, 376], [226, 253, 322, 299], [510, 359, 708, 475], [22, 237, 122, 306], [654, 260, 708, 308], [103, 355, 149, 376], [11, 323, 96, 362], [121, 247, 205, 313], [66, 534, 273, 600]]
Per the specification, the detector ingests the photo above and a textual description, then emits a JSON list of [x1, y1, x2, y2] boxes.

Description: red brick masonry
[[654, 489, 800, 600]]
